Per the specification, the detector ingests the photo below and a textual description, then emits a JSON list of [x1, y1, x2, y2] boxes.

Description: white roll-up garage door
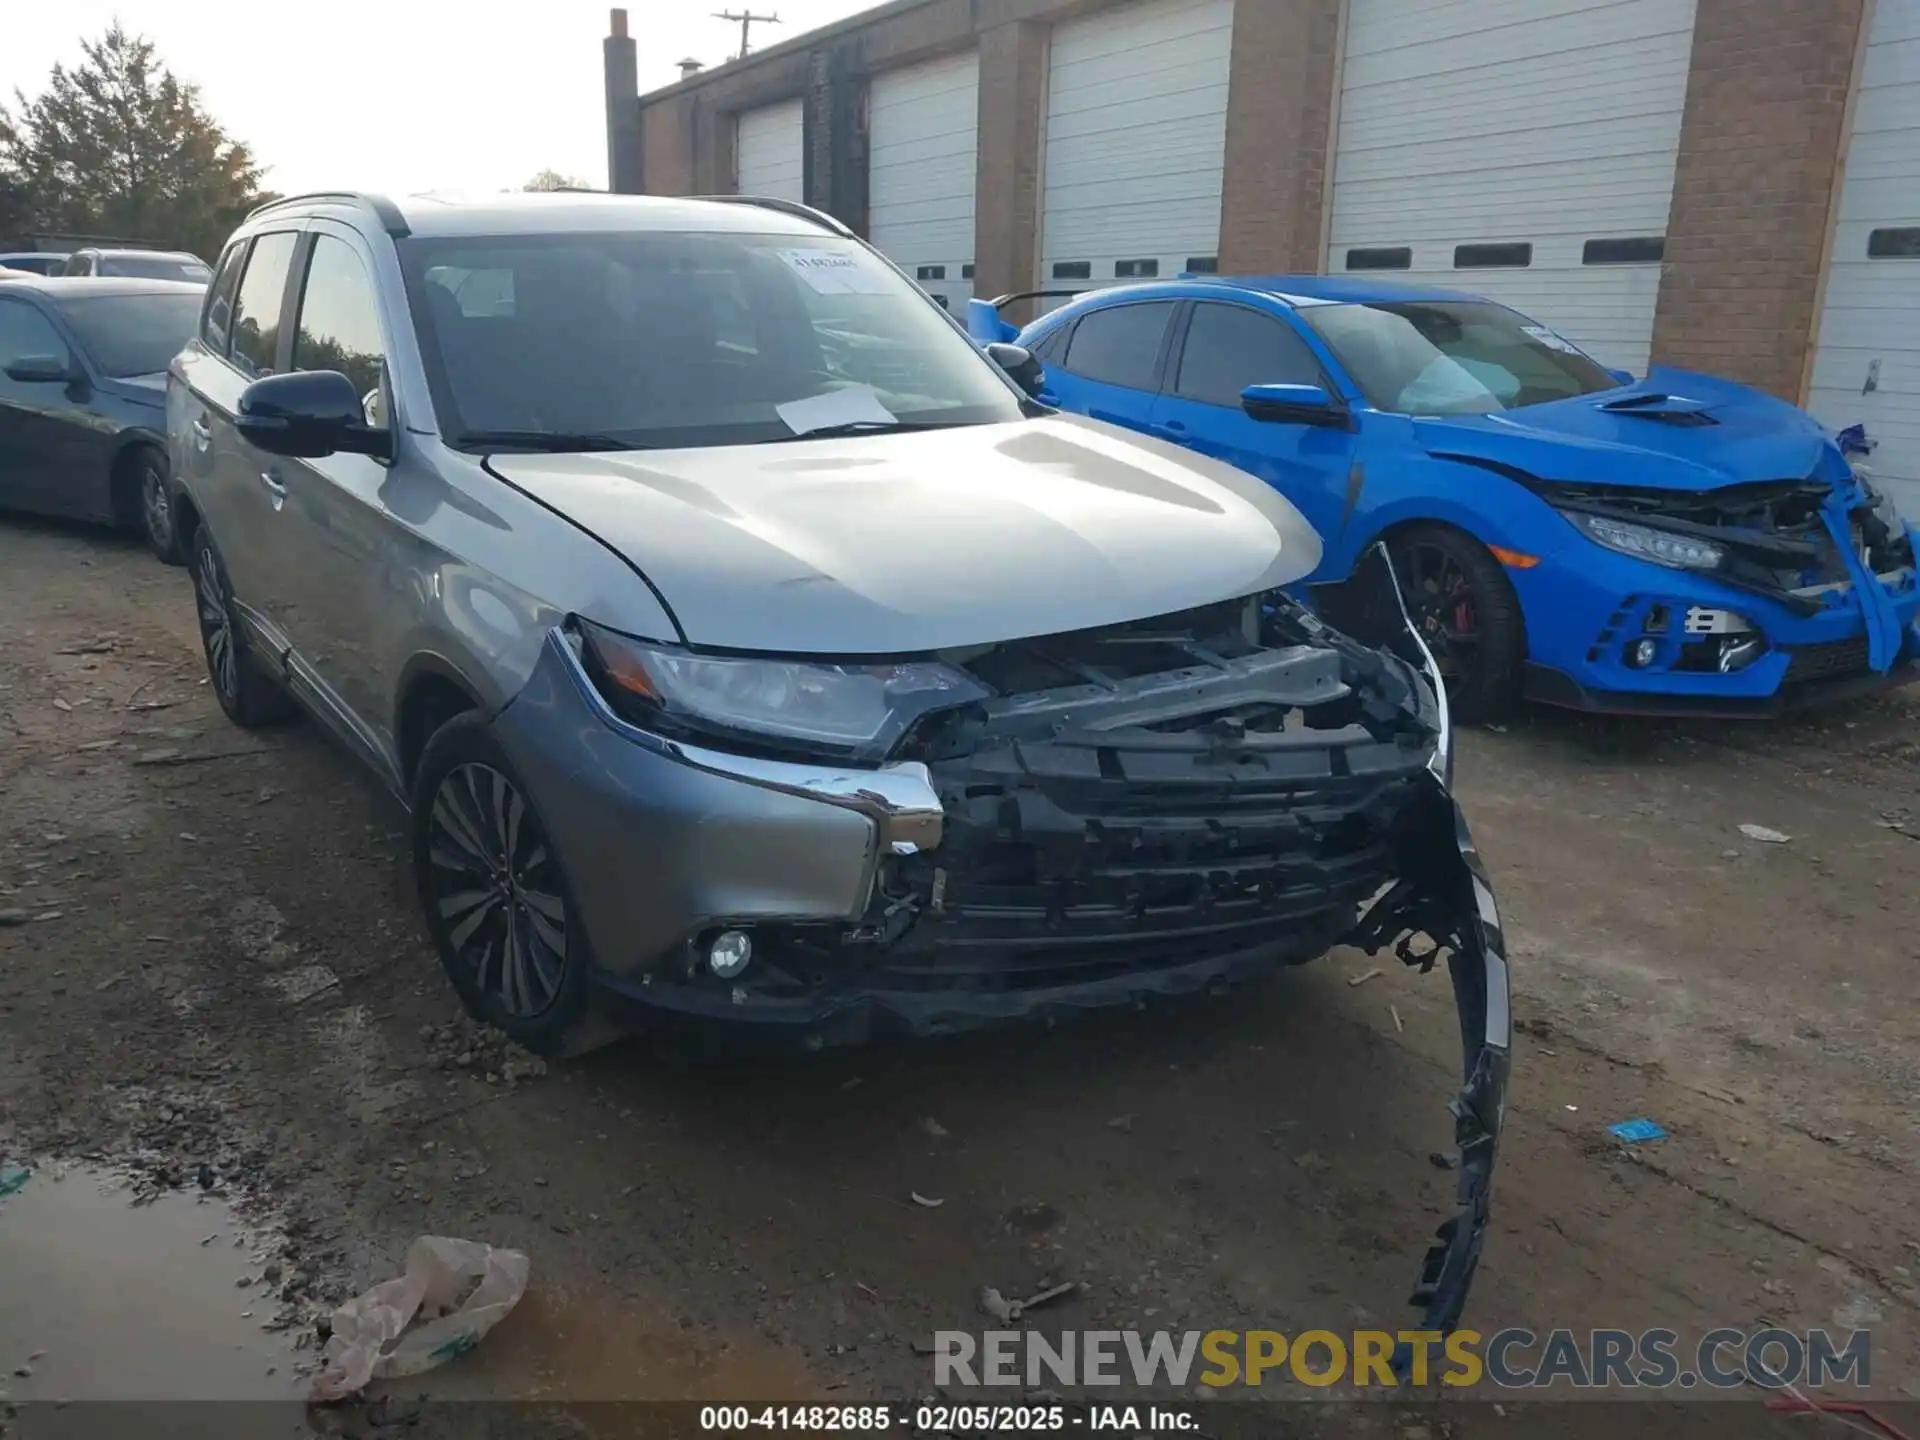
[[1328, 0, 1698, 376], [1808, 0, 1920, 513], [1039, 0, 1234, 302], [736, 98, 805, 202], [868, 52, 980, 312]]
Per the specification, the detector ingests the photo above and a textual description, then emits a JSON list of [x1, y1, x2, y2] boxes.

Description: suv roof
[[242, 189, 851, 242]]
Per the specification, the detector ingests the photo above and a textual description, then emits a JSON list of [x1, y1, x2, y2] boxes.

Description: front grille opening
[[954, 596, 1259, 694]]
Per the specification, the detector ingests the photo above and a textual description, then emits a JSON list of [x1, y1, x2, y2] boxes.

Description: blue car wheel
[[1388, 524, 1526, 724]]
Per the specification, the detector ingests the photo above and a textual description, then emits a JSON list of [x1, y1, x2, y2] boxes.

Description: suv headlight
[[574, 619, 989, 762], [1564, 511, 1725, 571]]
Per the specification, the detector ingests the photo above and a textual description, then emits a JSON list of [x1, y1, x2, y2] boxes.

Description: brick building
[[605, 0, 1920, 493]]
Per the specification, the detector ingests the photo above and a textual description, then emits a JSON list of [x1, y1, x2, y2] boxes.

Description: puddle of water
[[0, 1162, 305, 1403], [401, 1284, 816, 1403]]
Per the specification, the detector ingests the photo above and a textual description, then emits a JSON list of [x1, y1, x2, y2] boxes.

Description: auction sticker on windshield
[[780, 248, 892, 295]]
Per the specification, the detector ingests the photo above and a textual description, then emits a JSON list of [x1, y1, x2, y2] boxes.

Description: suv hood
[[487, 415, 1321, 654], [1413, 367, 1840, 491]]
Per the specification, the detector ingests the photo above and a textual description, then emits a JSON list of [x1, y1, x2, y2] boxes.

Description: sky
[[2, 0, 872, 197]]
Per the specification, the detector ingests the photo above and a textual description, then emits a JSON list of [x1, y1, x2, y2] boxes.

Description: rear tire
[[191, 530, 297, 728], [1386, 524, 1525, 725], [412, 714, 614, 1058]]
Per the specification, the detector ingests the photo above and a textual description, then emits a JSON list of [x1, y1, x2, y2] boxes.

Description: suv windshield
[[103, 255, 212, 284], [398, 229, 1025, 449], [1299, 299, 1618, 416], [60, 292, 202, 377]]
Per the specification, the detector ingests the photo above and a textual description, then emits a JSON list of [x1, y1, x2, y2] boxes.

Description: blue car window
[[1174, 303, 1324, 407], [1059, 301, 1177, 391]]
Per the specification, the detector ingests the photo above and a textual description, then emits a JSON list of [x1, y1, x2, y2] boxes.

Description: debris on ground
[[1739, 824, 1792, 844], [1347, 967, 1384, 987], [909, 1192, 944, 1208], [920, 1117, 949, 1139], [1390, 1004, 1405, 1034], [979, 1281, 1078, 1325], [1106, 1114, 1134, 1133], [1608, 1118, 1668, 1143], [418, 1019, 549, 1086], [0, 1163, 29, 1198], [310, 1236, 530, 1402], [1429, 1151, 1457, 1170], [0, 910, 29, 928]]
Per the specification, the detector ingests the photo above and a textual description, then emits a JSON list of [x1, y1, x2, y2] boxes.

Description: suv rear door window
[[227, 232, 298, 378], [1059, 302, 1176, 392], [1174, 303, 1323, 407], [202, 242, 248, 355]]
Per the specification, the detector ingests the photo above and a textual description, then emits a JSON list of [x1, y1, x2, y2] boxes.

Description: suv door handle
[[259, 469, 287, 503], [190, 417, 211, 450], [1152, 420, 1189, 440]]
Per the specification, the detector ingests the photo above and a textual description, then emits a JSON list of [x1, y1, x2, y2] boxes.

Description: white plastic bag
[[311, 1236, 530, 1401]]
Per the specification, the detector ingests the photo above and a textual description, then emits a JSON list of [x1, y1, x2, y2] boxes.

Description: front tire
[[191, 531, 296, 728], [412, 714, 606, 1057], [138, 449, 184, 565], [1387, 524, 1525, 725]]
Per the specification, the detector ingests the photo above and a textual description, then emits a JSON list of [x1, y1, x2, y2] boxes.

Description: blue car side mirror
[[966, 297, 1018, 345], [1606, 367, 1635, 387], [1241, 382, 1350, 429]]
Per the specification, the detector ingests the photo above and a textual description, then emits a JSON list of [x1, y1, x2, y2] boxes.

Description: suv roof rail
[[243, 191, 411, 238], [689, 194, 853, 238]]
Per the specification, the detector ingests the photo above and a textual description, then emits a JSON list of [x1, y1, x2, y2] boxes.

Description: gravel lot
[[1, 516, 1917, 1436]]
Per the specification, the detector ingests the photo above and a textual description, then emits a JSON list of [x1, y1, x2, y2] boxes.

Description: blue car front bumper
[[1513, 525, 1920, 717]]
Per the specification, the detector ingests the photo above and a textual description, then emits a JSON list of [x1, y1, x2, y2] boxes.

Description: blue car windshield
[[1299, 300, 1617, 416]]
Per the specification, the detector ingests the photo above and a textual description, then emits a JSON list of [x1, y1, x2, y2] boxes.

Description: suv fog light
[[1628, 638, 1659, 669], [708, 929, 753, 978]]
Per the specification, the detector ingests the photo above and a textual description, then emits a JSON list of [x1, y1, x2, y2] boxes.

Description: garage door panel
[[736, 100, 804, 201], [1330, 0, 1696, 377], [867, 53, 979, 309], [1809, 1, 1920, 490], [1040, 0, 1232, 296]]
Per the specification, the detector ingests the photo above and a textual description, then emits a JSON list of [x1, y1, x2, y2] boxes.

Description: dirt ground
[[2, 515, 1918, 1436]]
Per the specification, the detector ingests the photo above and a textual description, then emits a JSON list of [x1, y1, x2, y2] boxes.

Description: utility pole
[[713, 9, 780, 59]]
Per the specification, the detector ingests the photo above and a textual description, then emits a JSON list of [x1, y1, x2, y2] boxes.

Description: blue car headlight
[[1563, 511, 1727, 572]]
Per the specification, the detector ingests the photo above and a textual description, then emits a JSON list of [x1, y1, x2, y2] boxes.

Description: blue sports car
[[968, 276, 1920, 722]]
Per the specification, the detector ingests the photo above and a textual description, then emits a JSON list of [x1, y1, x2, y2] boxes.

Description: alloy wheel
[[195, 545, 238, 704], [1398, 541, 1480, 684], [426, 763, 568, 1019], [142, 461, 172, 553]]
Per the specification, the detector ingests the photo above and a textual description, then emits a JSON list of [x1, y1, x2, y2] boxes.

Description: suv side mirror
[[1241, 382, 1350, 429], [236, 371, 392, 460], [985, 341, 1045, 400], [4, 353, 75, 384]]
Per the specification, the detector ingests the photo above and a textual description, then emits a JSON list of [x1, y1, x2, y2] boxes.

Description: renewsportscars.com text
[[932, 1327, 1872, 1390]]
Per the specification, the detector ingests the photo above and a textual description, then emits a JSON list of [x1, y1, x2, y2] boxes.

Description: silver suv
[[164, 190, 1507, 1323]]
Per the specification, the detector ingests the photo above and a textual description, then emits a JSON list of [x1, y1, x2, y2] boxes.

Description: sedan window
[[1300, 299, 1615, 415], [58, 293, 202, 377], [1058, 302, 1176, 392], [399, 230, 1025, 450], [0, 298, 69, 372], [1174, 303, 1324, 407]]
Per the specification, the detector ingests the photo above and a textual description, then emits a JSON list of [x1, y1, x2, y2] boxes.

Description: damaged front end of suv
[[507, 545, 1510, 1337]]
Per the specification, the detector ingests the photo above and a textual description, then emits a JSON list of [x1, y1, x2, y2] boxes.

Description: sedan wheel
[[424, 762, 570, 1021], [141, 456, 181, 564]]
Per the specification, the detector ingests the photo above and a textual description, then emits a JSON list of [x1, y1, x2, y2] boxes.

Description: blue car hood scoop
[[1412, 367, 1837, 490]]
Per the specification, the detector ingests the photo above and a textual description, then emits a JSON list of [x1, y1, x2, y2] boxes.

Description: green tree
[[0, 24, 269, 260], [524, 169, 594, 192]]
